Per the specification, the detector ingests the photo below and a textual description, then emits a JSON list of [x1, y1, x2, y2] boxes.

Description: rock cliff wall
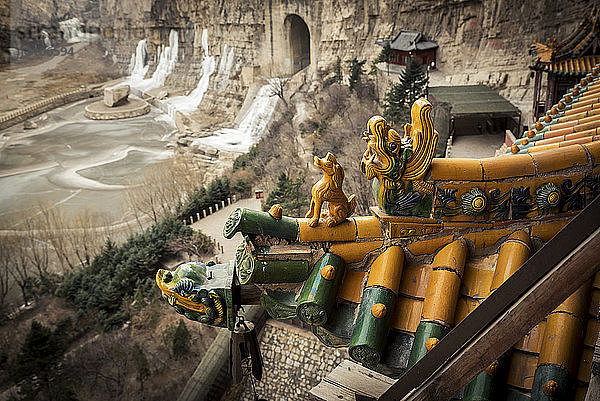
[[4, 0, 593, 123]]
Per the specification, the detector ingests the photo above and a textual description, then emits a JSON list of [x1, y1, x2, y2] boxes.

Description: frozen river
[[0, 98, 174, 226]]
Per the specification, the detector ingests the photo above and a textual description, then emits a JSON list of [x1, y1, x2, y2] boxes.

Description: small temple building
[[530, 8, 600, 121], [376, 30, 438, 68]]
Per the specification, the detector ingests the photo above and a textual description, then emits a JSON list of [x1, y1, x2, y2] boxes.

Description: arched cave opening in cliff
[[285, 14, 310, 74]]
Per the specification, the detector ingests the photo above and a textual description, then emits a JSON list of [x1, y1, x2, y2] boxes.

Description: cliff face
[[4, 0, 593, 123], [5, 0, 99, 50]]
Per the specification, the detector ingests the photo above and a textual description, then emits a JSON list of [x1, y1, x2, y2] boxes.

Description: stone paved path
[[190, 197, 261, 263], [450, 133, 505, 158]]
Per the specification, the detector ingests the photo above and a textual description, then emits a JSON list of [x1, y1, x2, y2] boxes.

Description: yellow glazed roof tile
[[429, 158, 483, 181], [530, 144, 590, 173], [481, 154, 536, 180]]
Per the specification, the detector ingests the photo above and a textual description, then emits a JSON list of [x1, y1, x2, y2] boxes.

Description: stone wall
[[0, 88, 100, 130], [96, 0, 592, 125], [222, 320, 345, 401]]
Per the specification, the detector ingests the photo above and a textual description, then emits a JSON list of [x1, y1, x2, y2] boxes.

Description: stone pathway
[[450, 133, 505, 158], [190, 197, 261, 263]]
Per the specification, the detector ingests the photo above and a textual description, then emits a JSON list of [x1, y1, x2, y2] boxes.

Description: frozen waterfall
[[163, 29, 216, 119], [191, 79, 280, 153], [214, 44, 235, 91], [128, 39, 148, 77], [123, 27, 275, 153], [128, 30, 178, 92], [59, 18, 98, 43]]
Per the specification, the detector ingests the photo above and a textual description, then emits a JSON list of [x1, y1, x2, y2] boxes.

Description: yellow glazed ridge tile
[[329, 240, 384, 263], [583, 141, 600, 165], [406, 235, 454, 256], [530, 144, 590, 173], [481, 153, 536, 180], [354, 215, 384, 238], [430, 158, 484, 181], [297, 218, 356, 242]]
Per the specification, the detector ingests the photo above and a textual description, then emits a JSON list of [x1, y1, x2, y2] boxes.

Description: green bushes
[[264, 172, 306, 217], [58, 218, 193, 330], [132, 343, 150, 393], [162, 319, 191, 359], [12, 319, 77, 400], [232, 144, 260, 173], [57, 171, 251, 330], [177, 176, 253, 220], [348, 58, 366, 92]]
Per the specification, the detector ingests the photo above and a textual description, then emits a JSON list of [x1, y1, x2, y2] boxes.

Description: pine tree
[[132, 343, 150, 393], [383, 81, 408, 126], [348, 58, 366, 92], [14, 321, 61, 382], [13, 320, 74, 399], [333, 57, 343, 84], [369, 42, 392, 76], [232, 179, 251, 197], [264, 172, 306, 217], [402, 56, 429, 106], [383, 57, 429, 125]]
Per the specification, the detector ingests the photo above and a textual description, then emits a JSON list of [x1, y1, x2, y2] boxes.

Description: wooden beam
[[311, 360, 395, 401], [366, 196, 600, 401], [177, 306, 267, 401]]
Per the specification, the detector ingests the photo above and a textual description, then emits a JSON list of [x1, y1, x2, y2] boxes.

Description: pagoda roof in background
[[530, 7, 600, 76], [376, 30, 438, 52]]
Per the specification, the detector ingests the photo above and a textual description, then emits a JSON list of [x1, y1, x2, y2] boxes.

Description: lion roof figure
[[306, 152, 357, 227]]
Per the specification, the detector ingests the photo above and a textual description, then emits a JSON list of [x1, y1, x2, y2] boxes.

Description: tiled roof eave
[[532, 56, 600, 76]]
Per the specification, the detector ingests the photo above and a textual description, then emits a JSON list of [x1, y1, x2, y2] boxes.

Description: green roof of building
[[429, 85, 520, 117]]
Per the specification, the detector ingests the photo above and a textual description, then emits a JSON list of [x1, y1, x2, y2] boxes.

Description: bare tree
[[66, 331, 131, 400], [21, 215, 50, 280], [0, 241, 14, 313], [63, 210, 106, 268], [168, 232, 214, 261], [5, 237, 33, 305], [125, 157, 205, 223], [39, 206, 77, 271], [267, 77, 291, 107]]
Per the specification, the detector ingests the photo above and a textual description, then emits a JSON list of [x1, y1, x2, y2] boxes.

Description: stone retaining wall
[[222, 320, 345, 401], [0, 88, 101, 131], [84, 104, 150, 119]]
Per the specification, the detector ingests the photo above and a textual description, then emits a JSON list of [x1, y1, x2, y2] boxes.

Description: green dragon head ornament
[[156, 261, 236, 329]]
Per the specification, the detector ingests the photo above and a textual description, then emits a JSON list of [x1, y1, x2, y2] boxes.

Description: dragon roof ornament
[[361, 99, 438, 216]]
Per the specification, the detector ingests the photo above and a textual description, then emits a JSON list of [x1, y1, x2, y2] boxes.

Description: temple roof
[[538, 54, 600, 76], [429, 85, 519, 117], [510, 64, 600, 154], [376, 30, 438, 52], [530, 7, 600, 75]]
